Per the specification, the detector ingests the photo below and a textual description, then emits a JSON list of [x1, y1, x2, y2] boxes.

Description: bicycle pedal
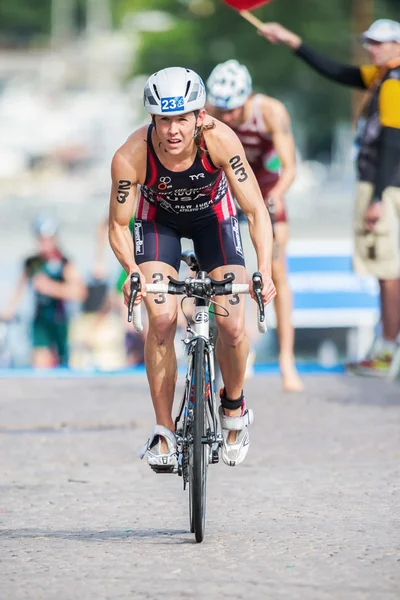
[[150, 465, 176, 474], [211, 450, 219, 464]]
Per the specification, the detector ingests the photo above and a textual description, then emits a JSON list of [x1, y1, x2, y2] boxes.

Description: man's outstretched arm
[[259, 22, 367, 89]]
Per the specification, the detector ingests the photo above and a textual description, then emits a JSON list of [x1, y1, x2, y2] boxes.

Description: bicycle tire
[[189, 479, 195, 533], [189, 337, 207, 543]]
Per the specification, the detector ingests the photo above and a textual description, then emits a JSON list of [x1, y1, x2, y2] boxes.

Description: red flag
[[222, 0, 274, 9]]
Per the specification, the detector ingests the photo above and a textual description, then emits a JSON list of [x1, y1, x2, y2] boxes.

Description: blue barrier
[[0, 363, 345, 378], [283, 241, 379, 328]]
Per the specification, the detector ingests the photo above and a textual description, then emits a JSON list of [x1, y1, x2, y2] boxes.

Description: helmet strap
[[193, 110, 200, 139], [151, 116, 168, 152]]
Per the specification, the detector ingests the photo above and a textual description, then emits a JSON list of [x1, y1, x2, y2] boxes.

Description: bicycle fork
[[175, 304, 222, 486]]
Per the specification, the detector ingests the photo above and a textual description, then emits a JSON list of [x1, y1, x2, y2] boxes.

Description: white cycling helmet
[[32, 214, 59, 238], [143, 67, 206, 116], [207, 59, 252, 110]]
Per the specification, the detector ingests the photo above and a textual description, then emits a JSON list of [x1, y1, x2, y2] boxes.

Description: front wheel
[[189, 337, 207, 543]]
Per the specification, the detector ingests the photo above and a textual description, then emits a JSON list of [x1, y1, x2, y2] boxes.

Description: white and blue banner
[[267, 240, 380, 329]]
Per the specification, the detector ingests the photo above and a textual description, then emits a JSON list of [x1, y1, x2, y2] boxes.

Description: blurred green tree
[[0, 0, 398, 157], [0, 0, 51, 43]]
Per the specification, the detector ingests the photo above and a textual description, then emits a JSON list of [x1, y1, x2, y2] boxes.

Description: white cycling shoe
[[218, 402, 254, 467], [139, 425, 178, 473]]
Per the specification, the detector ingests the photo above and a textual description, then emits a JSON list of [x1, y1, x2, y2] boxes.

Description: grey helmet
[[143, 67, 206, 116]]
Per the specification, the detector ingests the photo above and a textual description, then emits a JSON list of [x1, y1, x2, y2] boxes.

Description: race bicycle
[[128, 252, 267, 542]]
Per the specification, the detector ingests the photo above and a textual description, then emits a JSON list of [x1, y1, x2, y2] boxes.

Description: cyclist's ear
[[195, 109, 207, 128]]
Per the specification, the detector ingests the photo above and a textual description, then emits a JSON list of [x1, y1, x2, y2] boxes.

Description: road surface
[[1, 373, 399, 599]]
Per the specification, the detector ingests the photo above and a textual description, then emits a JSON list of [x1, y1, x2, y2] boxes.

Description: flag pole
[[239, 10, 264, 29]]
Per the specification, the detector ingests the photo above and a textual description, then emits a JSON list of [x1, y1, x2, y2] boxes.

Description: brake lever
[[128, 272, 141, 322], [252, 272, 265, 323]]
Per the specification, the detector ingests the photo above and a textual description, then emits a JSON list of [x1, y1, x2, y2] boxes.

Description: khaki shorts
[[353, 182, 400, 280]]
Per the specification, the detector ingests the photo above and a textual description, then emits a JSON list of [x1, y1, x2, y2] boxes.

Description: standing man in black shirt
[[258, 19, 400, 376]]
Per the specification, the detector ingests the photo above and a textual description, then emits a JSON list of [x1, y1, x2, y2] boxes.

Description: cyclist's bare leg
[[272, 222, 303, 391], [379, 278, 400, 342], [32, 348, 56, 368], [210, 264, 249, 442], [140, 261, 179, 453]]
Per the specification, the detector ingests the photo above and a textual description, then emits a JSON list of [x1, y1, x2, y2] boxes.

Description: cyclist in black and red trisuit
[[206, 59, 303, 392], [108, 67, 276, 471], [135, 122, 244, 272]]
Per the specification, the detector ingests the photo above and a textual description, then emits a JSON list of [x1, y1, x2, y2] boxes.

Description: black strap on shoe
[[220, 388, 244, 410]]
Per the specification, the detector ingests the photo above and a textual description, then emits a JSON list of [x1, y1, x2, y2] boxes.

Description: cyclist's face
[[154, 111, 205, 154], [365, 40, 400, 65], [213, 106, 244, 128], [37, 235, 57, 255]]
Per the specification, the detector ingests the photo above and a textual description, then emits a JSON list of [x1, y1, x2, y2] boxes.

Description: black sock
[[220, 388, 243, 410]]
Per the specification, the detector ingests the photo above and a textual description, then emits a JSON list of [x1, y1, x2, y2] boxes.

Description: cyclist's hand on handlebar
[[122, 268, 146, 307], [251, 271, 276, 305], [262, 274, 277, 305]]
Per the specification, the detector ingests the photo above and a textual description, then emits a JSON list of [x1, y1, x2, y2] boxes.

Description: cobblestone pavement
[[1, 374, 399, 600]]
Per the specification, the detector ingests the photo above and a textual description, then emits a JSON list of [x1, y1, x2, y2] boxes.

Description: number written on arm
[[116, 180, 131, 204], [229, 155, 248, 183]]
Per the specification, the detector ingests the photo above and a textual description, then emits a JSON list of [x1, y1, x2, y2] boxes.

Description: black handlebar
[[127, 271, 265, 324]]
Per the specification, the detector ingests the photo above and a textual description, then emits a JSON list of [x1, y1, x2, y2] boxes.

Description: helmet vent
[[184, 80, 191, 98], [152, 84, 160, 101], [187, 82, 199, 103]]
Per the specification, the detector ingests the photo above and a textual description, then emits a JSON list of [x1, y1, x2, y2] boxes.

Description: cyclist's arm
[[263, 99, 296, 197], [108, 141, 140, 276], [207, 123, 273, 274], [1, 271, 28, 320]]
